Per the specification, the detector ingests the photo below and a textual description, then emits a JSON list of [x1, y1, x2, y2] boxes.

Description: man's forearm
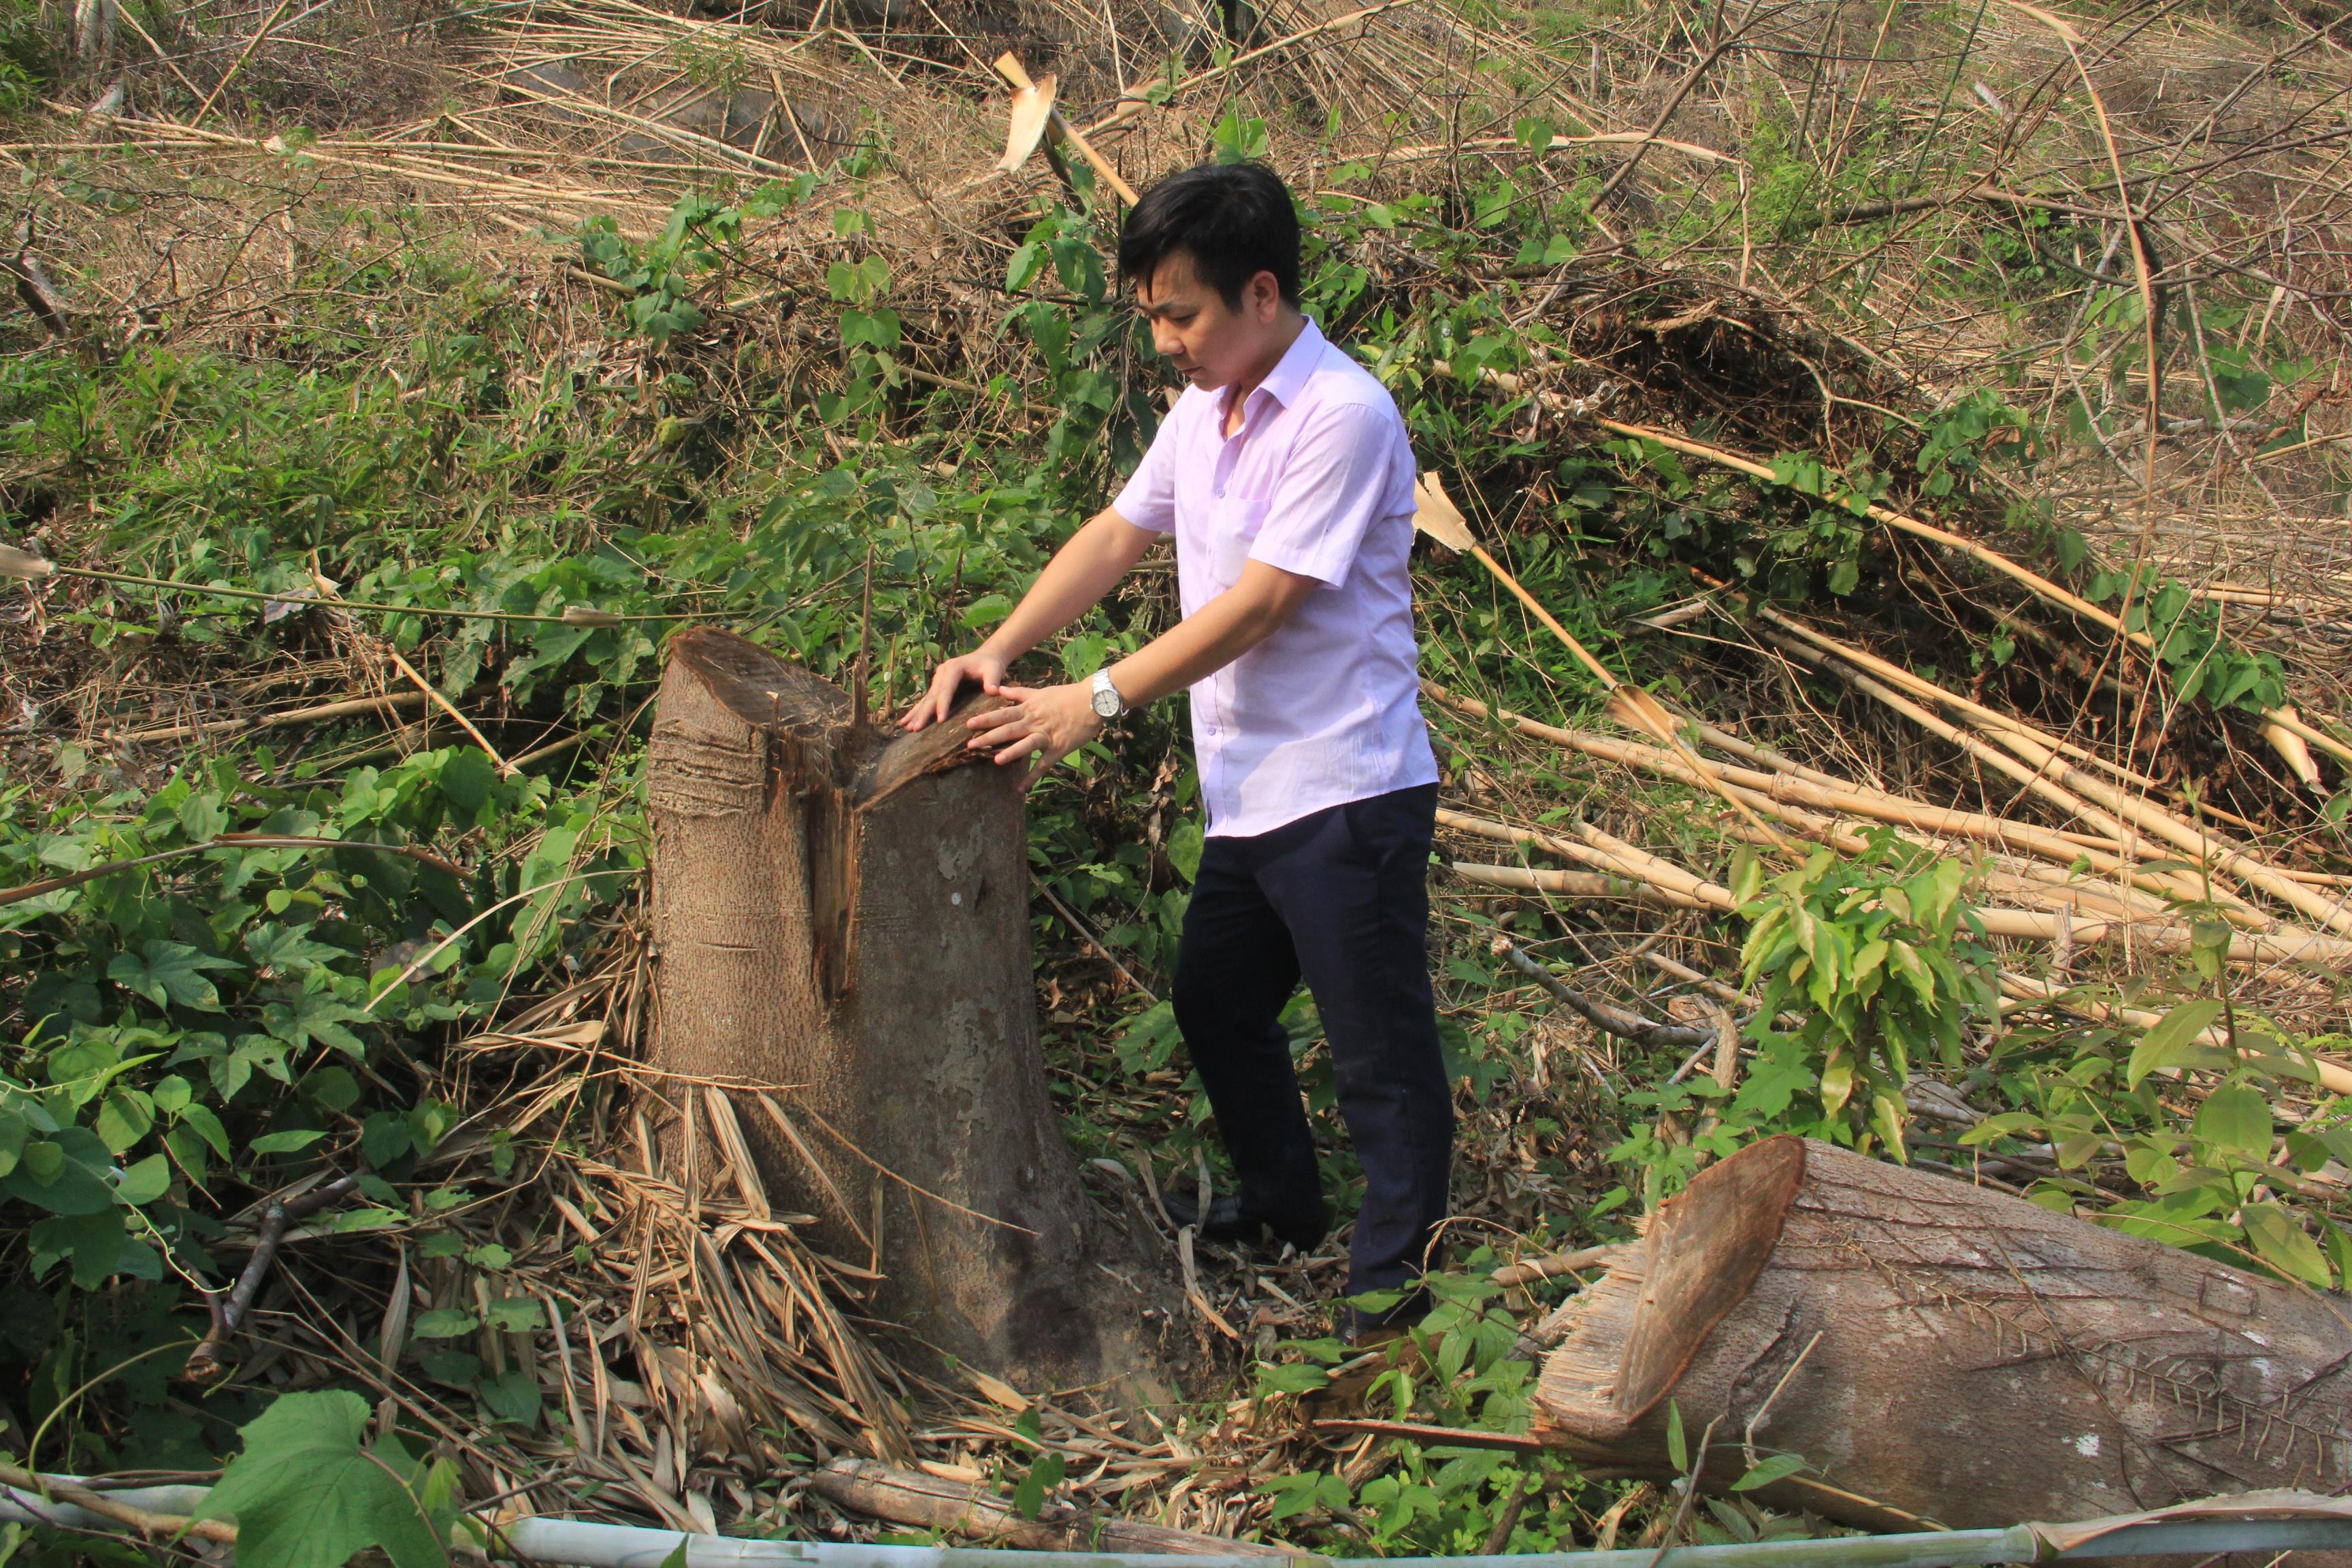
[[980, 510, 1155, 663], [1107, 561, 1315, 707]]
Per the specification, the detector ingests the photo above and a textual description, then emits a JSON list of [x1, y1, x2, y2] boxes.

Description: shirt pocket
[[1211, 497, 1272, 590]]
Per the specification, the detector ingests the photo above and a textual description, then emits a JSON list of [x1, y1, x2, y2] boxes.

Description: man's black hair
[[1117, 161, 1301, 310]]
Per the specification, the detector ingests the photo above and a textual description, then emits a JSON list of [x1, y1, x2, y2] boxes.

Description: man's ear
[[1250, 269, 1283, 320]]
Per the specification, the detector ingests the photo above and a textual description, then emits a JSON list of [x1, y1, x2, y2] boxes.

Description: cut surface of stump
[[648, 629, 1175, 1391], [1537, 1134, 2352, 1532]]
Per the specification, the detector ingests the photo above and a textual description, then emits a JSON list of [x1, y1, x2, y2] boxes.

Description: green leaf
[[482, 1296, 541, 1331], [1256, 1362, 1331, 1394], [476, 1368, 542, 1428], [1665, 1400, 1688, 1473], [31, 1208, 162, 1289], [1730, 1454, 1807, 1492], [180, 1102, 231, 1158], [411, 1308, 478, 1339], [2127, 999, 2228, 1089], [199, 1390, 448, 1568], [960, 593, 1013, 629], [95, 1089, 154, 1154], [108, 940, 239, 1010], [2195, 1085, 2272, 1158], [114, 1153, 170, 1206], [248, 1129, 329, 1156], [1166, 820, 1203, 885], [1011, 1450, 1065, 1520], [2241, 1202, 2330, 1288], [5, 1127, 120, 1214], [262, 987, 372, 1057]]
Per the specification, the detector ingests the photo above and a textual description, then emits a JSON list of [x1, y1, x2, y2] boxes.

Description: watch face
[[1092, 689, 1121, 717]]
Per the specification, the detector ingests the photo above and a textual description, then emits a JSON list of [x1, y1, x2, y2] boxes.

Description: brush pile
[[3, 0, 2352, 1554]]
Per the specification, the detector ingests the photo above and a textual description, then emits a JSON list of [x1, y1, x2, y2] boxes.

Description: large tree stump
[[1535, 1135, 2352, 1531], [647, 629, 1175, 1390]]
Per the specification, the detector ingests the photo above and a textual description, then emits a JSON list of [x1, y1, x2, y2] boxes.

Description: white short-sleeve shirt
[[1111, 318, 1438, 838]]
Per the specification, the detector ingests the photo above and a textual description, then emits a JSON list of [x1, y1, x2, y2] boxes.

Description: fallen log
[[1533, 1135, 2352, 1532], [805, 1458, 1288, 1554]]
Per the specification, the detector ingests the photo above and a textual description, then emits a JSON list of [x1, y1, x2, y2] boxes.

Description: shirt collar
[[1252, 316, 1324, 412]]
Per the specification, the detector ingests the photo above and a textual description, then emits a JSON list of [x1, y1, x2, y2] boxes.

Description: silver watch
[[1090, 668, 1126, 720]]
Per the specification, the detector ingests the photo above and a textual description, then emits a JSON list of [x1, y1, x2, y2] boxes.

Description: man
[[901, 161, 1450, 1335]]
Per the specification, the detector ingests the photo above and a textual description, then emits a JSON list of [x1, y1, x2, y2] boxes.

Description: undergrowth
[[3, 62, 2350, 1563]]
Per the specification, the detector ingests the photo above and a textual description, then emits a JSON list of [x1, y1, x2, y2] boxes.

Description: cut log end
[[1537, 1136, 2352, 1533]]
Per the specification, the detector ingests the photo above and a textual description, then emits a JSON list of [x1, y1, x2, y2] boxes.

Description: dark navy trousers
[[1170, 782, 1454, 1324]]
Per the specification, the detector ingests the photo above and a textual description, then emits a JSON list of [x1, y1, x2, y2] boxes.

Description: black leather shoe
[[1162, 1188, 1328, 1251]]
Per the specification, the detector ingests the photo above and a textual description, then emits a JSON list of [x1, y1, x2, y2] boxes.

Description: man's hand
[[900, 649, 1010, 732], [961, 681, 1102, 783]]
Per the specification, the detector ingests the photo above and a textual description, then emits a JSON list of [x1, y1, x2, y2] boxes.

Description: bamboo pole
[[1426, 682, 2189, 894], [1448, 863, 2352, 970], [1413, 473, 1791, 849], [1582, 416, 2352, 777]]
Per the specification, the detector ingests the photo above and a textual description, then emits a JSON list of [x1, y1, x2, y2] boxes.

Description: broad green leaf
[[261, 987, 372, 1057], [1011, 1450, 1065, 1520], [2195, 1085, 2272, 1158], [114, 1153, 171, 1205], [5, 1127, 120, 1214], [95, 1090, 155, 1155], [476, 1369, 542, 1428], [199, 1390, 447, 1568], [108, 940, 239, 1011], [482, 1296, 541, 1331], [31, 1208, 163, 1289], [1665, 1400, 1688, 1473], [2127, 1000, 2228, 1090], [2241, 1203, 2330, 1288], [1256, 1362, 1330, 1394], [1166, 820, 1203, 885], [411, 1308, 478, 1339], [1818, 1052, 1855, 1117], [180, 1102, 231, 1158]]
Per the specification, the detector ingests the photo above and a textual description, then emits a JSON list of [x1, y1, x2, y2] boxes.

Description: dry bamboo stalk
[[1453, 862, 1708, 911], [1745, 601, 2163, 791], [115, 689, 427, 742], [1684, 720, 1860, 794], [1435, 808, 1693, 902], [1763, 630, 2138, 851], [1414, 474, 1790, 849], [2264, 706, 2352, 772], [1759, 627, 2249, 916], [1974, 721, 2352, 939], [1426, 682, 2178, 889], [2262, 709, 2325, 788], [1552, 412, 2338, 776], [994, 55, 1141, 204], [1590, 416, 2136, 646], [1991, 973, 2352, 1096], [1449, 863, 2352, 969], [1577, 821, 1734, 909]]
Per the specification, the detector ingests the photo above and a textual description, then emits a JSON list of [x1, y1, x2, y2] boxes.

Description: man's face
[[1134, 250, 1285, 391]]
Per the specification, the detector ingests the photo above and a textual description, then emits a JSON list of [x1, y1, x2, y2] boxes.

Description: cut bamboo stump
[[649, 630, 1177, 1390], [1534, 1136, 2352, 1531]]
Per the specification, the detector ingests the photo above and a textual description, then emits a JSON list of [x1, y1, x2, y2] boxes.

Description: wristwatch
[[1090, 668, 1127, 720]]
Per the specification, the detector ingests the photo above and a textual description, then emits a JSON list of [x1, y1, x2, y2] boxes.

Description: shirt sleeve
[[1247, 399, 1405, 586], [1109, 404, 1182, 533]]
